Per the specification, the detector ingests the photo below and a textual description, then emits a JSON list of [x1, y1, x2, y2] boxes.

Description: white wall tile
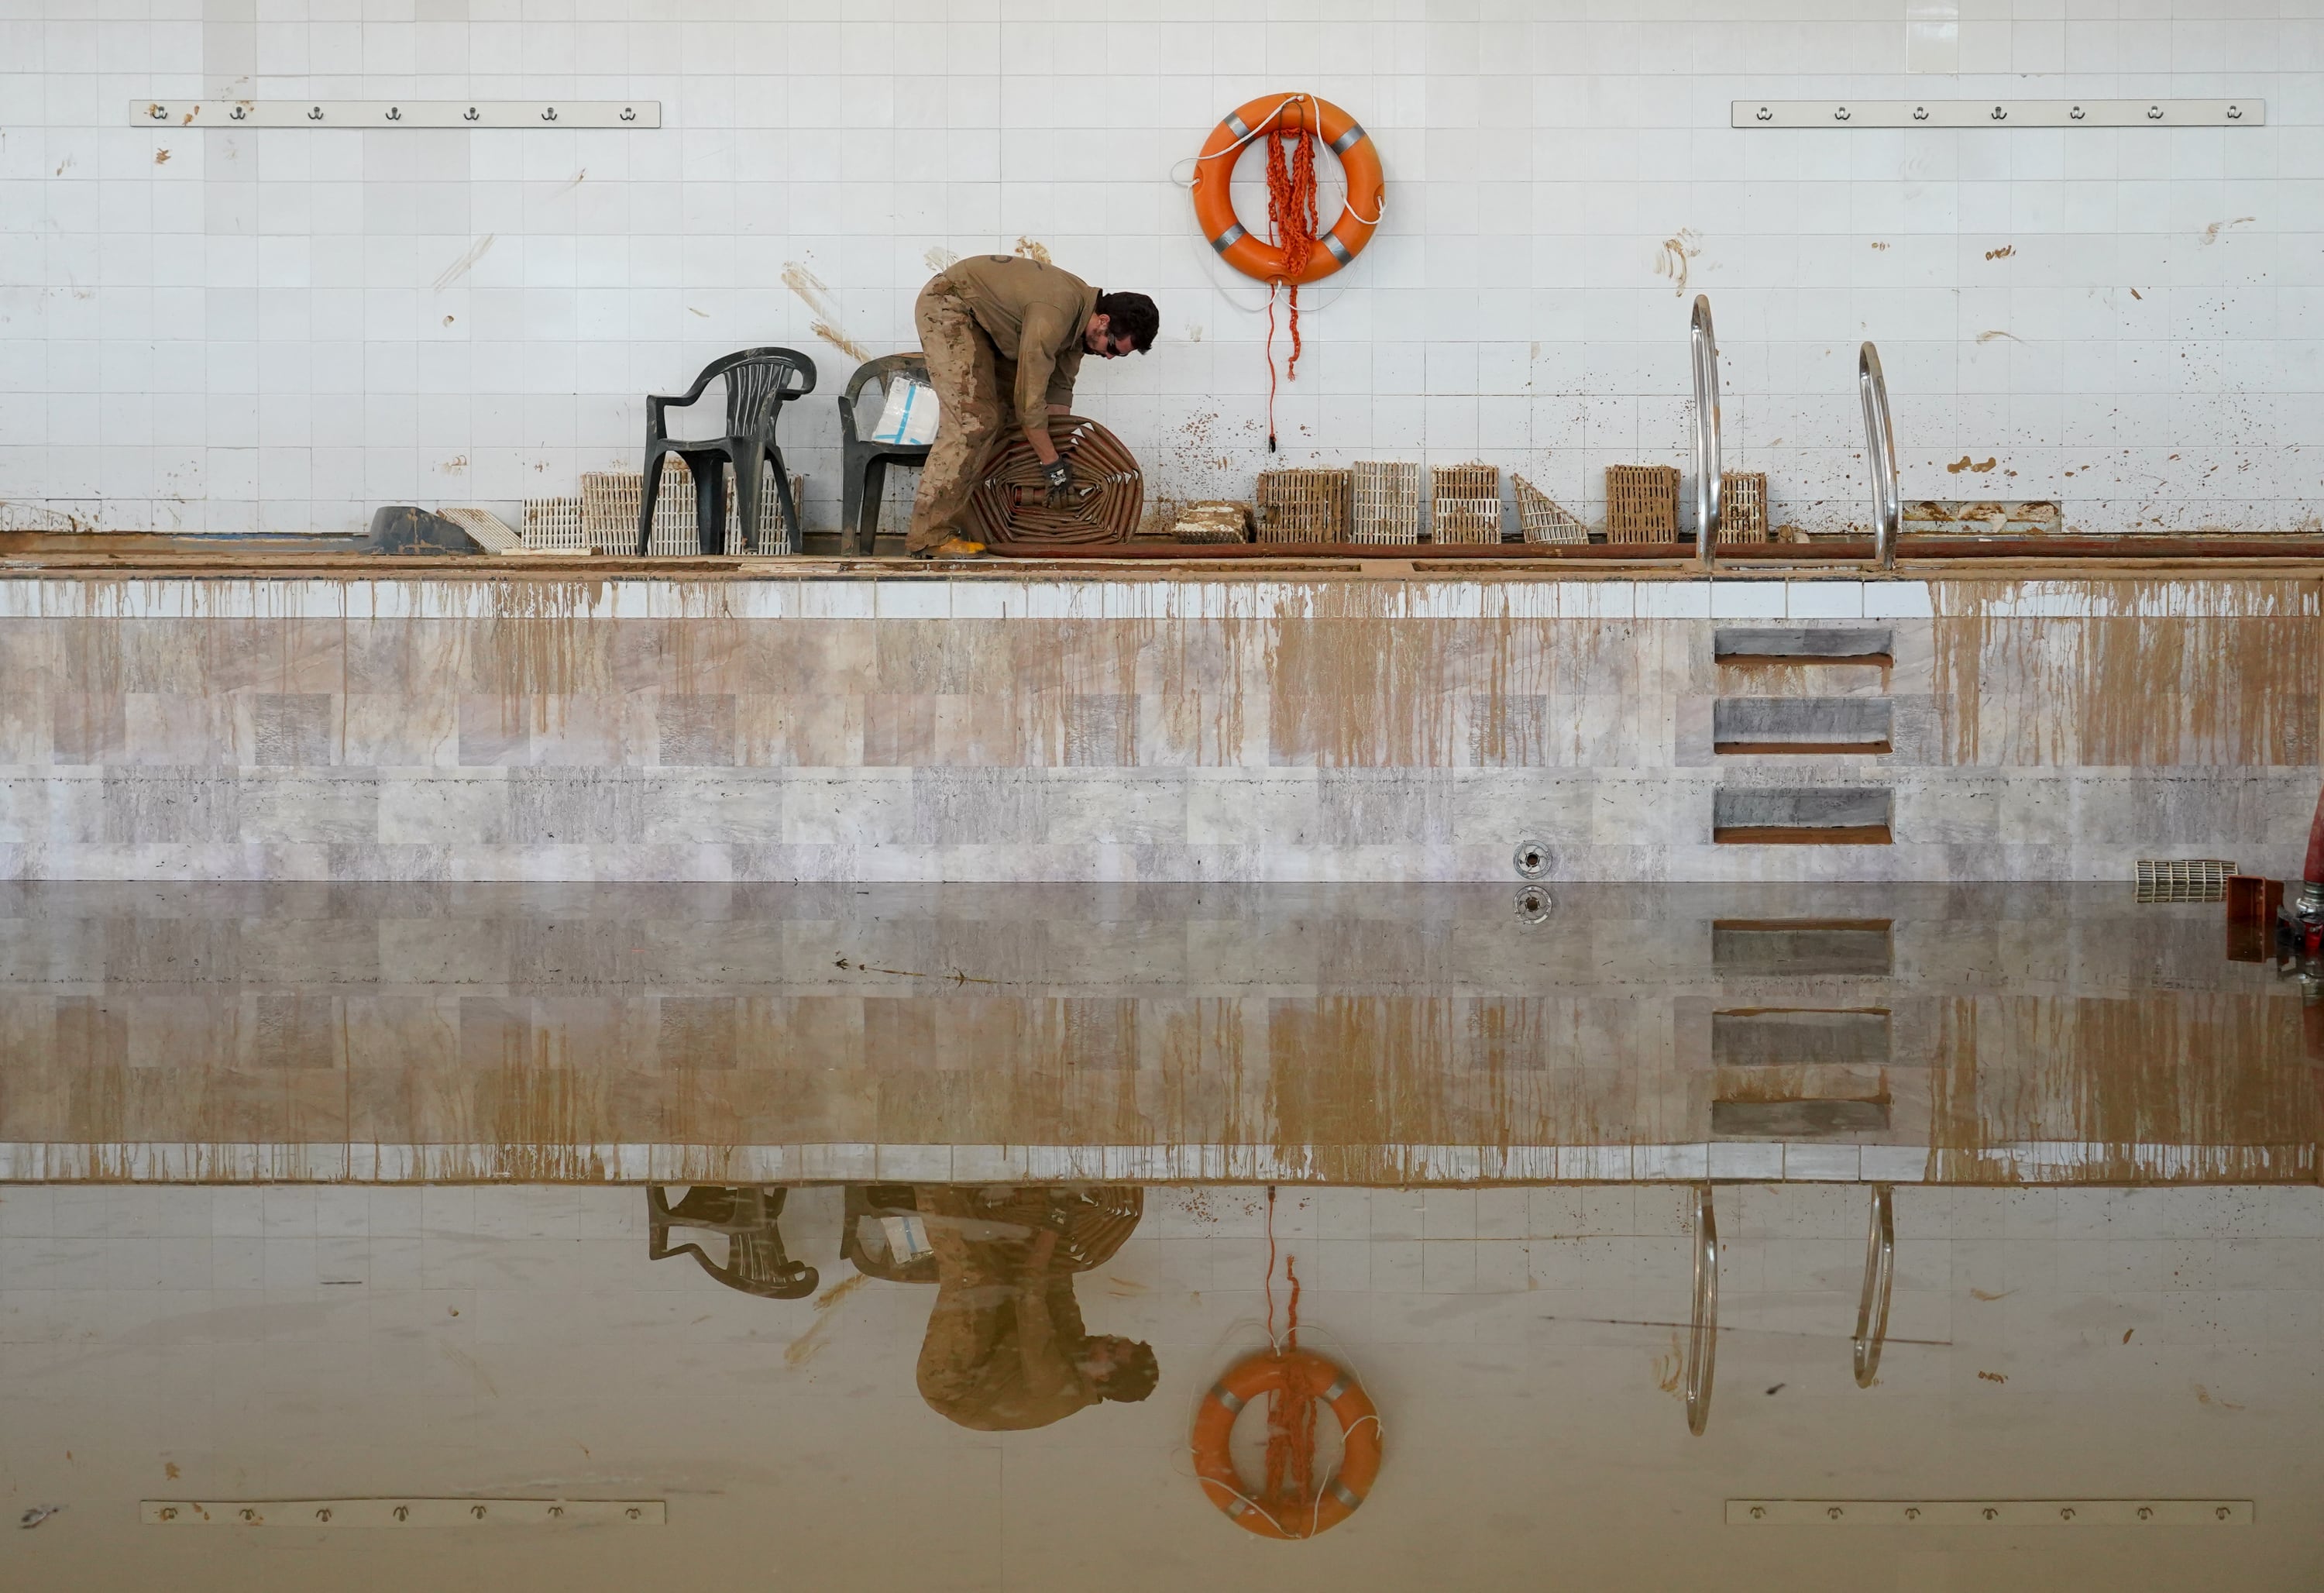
[[2, 2, 2313, 538]]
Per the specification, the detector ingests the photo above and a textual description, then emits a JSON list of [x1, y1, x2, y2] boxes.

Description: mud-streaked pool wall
[[0, 570, 2312, 883]]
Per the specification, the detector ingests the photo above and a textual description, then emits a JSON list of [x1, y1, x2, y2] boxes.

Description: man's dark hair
[[1095, 1340, 1160, 1402], [1094, 291, 1160, 353]]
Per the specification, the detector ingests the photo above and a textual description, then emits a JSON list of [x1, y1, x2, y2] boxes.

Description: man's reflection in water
[[881, 1186, 1158, 1430]]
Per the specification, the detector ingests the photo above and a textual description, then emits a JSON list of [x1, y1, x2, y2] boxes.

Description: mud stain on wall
[[1925, 993, 2317, 1184], [1931, 579, 2322, 766], [782, 262, 873, 362], [432, 235, 496, 292]]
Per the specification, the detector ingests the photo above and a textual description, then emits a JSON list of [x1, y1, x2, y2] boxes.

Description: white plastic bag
[[869, 378, 940, 446]]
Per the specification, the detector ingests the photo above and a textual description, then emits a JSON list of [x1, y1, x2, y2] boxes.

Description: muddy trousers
[[906, 283, 1009, 552]]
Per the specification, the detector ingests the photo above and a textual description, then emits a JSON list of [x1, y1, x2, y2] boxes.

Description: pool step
[[1713, 786, 1894, 845], [1714, 696, 1893, 755], [1711, 919, 1894, 975]]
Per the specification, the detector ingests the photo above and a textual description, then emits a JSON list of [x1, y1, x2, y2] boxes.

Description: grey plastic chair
[[638, 347, 816, 556], [646, 1185, 818, 1299], [837, 353, 932, 555]]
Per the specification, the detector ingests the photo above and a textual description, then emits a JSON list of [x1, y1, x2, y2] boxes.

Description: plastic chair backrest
[[721, 351, 812, 438], [844, 352, 930, 410]]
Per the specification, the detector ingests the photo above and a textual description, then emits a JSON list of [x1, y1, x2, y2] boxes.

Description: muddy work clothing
[[906, 256, 1100, 552], [913, 1187, 1102, 1431]]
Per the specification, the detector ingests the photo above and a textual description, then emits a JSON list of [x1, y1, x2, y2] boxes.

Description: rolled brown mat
[[966, 416, 1143, 548]]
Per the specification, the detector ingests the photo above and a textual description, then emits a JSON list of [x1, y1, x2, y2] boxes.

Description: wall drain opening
[[1714, 697, 1893, 756], [1512, 839, 1551, 879], [1714, 787, 1893, 845], [1712, 920, 1894, 976], [1715, 626, 1893, 666]]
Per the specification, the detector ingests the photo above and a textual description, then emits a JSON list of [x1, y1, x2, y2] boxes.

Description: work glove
[[1041, 456, 1075, 509]]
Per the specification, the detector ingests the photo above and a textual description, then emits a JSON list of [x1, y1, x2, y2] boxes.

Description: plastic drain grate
[[2134, 858, 2235, 903]]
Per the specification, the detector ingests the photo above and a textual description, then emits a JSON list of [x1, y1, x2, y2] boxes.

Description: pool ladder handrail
[[1858, 342, 1900, 570], [1690, 294, 1722, 568]]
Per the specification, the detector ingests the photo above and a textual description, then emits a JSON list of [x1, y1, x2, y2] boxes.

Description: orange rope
[[1258, 1193, 1317, 1517], [1262, 100, 1318, 452]]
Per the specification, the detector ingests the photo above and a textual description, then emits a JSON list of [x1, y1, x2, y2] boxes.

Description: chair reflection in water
[[646, 1185, 818, 1300], [847, 1184, 1159, 1430]]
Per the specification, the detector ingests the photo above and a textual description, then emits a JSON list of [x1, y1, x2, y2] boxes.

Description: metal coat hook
[[307, 105, 324, 121], [1685, 1183, 1718, 1436], [1851, 1184, 1896, 1386], [541, 106, 559, 122]]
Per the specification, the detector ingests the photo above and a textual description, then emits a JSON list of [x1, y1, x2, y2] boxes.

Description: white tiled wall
[[2, 0, 2318, 535]]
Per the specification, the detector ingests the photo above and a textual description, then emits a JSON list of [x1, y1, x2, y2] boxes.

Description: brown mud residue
[[782, 263, 872, 361], [432, 235, 496, 292], [473, 1048, 611, 1183], [1653, 1331, 1684, 1396], [1925, 991, 2319, 1184], [785, 1274, 868, 1367], [810, 321, 872, 362], [1653, 230, 1702, 296], [1930, 577, 2322, 766]]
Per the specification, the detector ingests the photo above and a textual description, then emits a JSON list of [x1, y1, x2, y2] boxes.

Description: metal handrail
[[1851, 1183, 1896, 1386], [1690, 294, 1722, 567], [1685, 1182, 1719, 1436], [1858, 342, 1900, 570]]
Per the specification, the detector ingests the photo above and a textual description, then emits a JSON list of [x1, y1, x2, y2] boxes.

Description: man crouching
[[907, 256, 1158, 559]]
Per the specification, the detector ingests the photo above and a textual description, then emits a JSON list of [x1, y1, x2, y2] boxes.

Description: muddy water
[[4, 1181, 2321, 1591], [0, 881, 2311, 1185]]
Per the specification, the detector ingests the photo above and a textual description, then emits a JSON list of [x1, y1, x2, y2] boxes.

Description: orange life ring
[[1191, 95, 1384, 286], [1190, 1350, 1382, 1540]]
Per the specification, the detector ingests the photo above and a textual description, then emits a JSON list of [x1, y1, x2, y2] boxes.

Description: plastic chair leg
[[637, 452, 667, 556], [857, 457, 887, 555], [694, 452, 728, 556], [768, 452, 801, 555], [841, 448, 866, 556], [732, 455, 762, 556]]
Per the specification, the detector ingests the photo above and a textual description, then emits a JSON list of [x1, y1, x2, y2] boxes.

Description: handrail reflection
[[1852, 1182, 1896, 1386], [1686, 1182, 1718, 1436]]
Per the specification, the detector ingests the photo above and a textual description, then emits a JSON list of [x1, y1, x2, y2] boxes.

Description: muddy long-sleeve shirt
[[937, 255, 1100, 437]]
